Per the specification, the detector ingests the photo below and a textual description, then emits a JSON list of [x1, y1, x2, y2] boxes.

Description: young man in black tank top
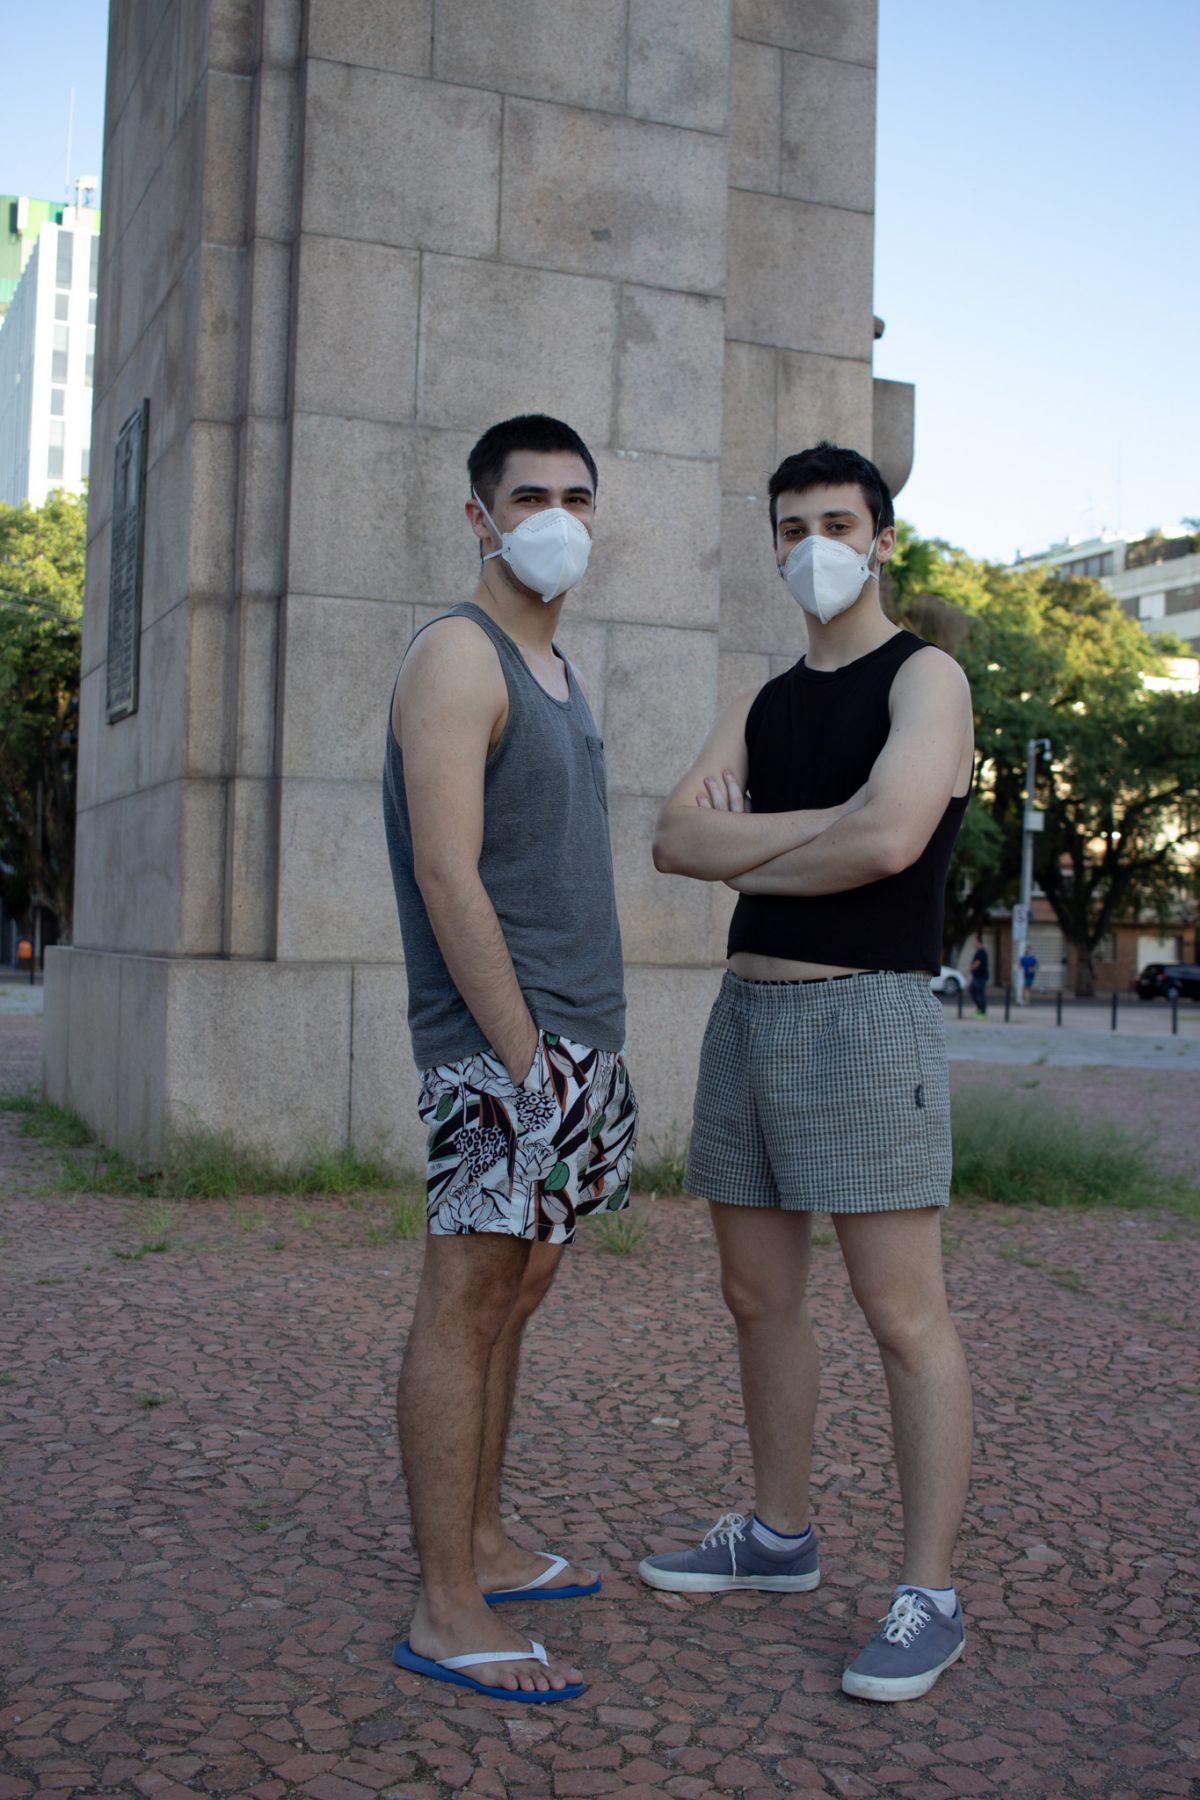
[[641, 443, 975, 1704]]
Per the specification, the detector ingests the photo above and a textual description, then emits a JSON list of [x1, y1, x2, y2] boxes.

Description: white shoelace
[[879, 1591, 932, 1647], [700, 1510, 748, 1570]]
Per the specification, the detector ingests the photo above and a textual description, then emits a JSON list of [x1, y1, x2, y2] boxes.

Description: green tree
[[0, 489, 87, 946], [889, 529, 1200, 991], [1035, 642, 1200, 992]]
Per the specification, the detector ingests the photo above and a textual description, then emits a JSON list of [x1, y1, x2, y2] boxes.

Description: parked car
[[1135, 962, 1200, 1002], [930, 965, 965, 996]]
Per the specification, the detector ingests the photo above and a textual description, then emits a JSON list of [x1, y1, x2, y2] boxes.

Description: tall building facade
[[47, 0, 915, 1165], [1015, 528, 1200, 654], [0, 210, 101, 506], [1, 194, 93, 318]]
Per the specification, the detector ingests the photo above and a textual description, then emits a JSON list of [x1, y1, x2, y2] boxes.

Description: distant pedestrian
[[969, 935, 989, 1016], [1019, 950, 1037, 995]]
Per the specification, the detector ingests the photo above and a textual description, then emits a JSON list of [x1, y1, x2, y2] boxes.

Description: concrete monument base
[[45, 946, 718, 1169]]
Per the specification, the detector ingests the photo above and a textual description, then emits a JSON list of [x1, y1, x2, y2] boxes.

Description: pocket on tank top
[[585, 735, 609, 812]]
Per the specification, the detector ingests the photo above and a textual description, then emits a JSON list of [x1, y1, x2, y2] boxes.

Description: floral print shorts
[[417, 1031, 639, 1242]]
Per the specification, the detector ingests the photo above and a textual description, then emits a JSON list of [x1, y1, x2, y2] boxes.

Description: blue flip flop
[[485, 1552, 602, 1606], [392, 1636, 585, 1702]]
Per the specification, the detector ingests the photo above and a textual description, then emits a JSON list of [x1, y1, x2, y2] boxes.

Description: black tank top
[[726, 630, 968, 972]]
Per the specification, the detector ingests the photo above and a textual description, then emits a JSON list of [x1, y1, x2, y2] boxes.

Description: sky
[[874, 0, 1199, 561], [1, 0, 1196, 565], [0, 1, 107, 205]]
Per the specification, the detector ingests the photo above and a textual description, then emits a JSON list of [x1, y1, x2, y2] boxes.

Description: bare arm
[[652, 691, 862, 881], [727, 649, 973, 897], [394, 618, 538, 1082]]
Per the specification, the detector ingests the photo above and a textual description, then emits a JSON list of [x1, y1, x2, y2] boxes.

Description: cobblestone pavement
[[2, 1022, 1198, 1800]]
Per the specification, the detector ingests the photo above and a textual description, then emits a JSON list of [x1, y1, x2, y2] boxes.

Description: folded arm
[[652, 691, 862, 882], [727, 649, 973, 897], [394, 618, 538, 1083]]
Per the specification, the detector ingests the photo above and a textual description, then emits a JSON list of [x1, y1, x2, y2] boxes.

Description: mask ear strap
[[471, 488, 505, 562]]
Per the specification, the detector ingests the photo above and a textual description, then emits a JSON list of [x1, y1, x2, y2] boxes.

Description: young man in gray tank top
[[382, 415, 637, 1703], [641, 443, 976, 1704]]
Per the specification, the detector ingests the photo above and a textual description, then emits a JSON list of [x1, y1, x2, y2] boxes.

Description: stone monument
[[45, 0, 913, 1164]]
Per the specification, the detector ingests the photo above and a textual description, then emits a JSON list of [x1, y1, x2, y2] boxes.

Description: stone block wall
[[48, 0, 913, 1168]]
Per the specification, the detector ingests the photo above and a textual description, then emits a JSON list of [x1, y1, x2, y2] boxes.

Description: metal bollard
[[957, 984, 964, 1020], [1111, 991, 1118, 1031], [1004, 985, 1011, 1022], [1172, 996, 1179, 1036], [1056, 990, 1063, 1027]]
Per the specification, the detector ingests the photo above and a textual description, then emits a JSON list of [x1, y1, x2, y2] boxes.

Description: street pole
[[1013, 737, 1051, 1006]]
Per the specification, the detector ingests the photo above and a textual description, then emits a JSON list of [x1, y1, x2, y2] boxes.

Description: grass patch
[[0, 1371, 15, 1388], [113, 1202, 180, 1261], [1045, 1263, 1086, 1292], [48, 1123, 410, 1204], [633, 1137, 688, 1197], [289, 1146, 396, 1196], [994, 1245, 1087, 1292], [365, 1195, 423, 1244], [589, 1206, 649, 1256], [951, 1095, 1199, 1215], [138, 1202, 178, 1251], [59, 1144, 155, 1197], [0, 1089, 93, 1147], [139, 1391, 170, 1409], [237, 1500, 284, 1533], [0, 1088, 38, 1112]]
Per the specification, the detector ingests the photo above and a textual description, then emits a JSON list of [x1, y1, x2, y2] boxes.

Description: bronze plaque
[[106, 400, 150, 723]]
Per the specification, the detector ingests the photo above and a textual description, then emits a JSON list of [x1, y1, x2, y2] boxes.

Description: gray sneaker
[[638, 1511, 820, 1594], [841, 1589, 965, 1702]]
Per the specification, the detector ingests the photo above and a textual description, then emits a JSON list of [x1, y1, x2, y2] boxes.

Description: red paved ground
[[1, 1019, 1198, 1799]]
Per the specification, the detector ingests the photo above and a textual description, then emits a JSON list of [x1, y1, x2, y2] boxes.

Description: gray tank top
[[382, 601, 626, 1067]]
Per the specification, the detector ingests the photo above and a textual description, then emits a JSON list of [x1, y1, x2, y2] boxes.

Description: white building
[[0, 213, 100, 507], [1015, 527, 1200, 653]]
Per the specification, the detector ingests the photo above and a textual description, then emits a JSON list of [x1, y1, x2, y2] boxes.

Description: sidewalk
[[946, 994, 1199, 1038], [0, 982, 44, 1017], [2, 1018, 1198, 1799], [938, 991, 1200, 1071], [943, 1015, 1200, 1071]]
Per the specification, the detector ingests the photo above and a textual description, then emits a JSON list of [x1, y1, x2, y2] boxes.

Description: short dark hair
[[768, 441, 894, 535], [467, 414, 599, 511]]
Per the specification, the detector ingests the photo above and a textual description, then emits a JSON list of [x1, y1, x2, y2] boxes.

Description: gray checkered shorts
[[684, 969, 951, 1214]]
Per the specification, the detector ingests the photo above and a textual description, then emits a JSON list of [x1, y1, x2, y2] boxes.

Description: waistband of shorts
[[720, 967, 929, 1008]]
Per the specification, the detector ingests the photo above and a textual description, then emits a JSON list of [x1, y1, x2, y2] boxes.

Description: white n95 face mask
[[779, 533, 877, 624], [473, 490, 592, 601]]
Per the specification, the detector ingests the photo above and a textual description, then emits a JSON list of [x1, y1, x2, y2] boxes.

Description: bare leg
[[397, 1233, 580, 1693], [710, 1205, 819, 1534], [472, 1241, 598, 1594], [835, 1208, 973, 1589]]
